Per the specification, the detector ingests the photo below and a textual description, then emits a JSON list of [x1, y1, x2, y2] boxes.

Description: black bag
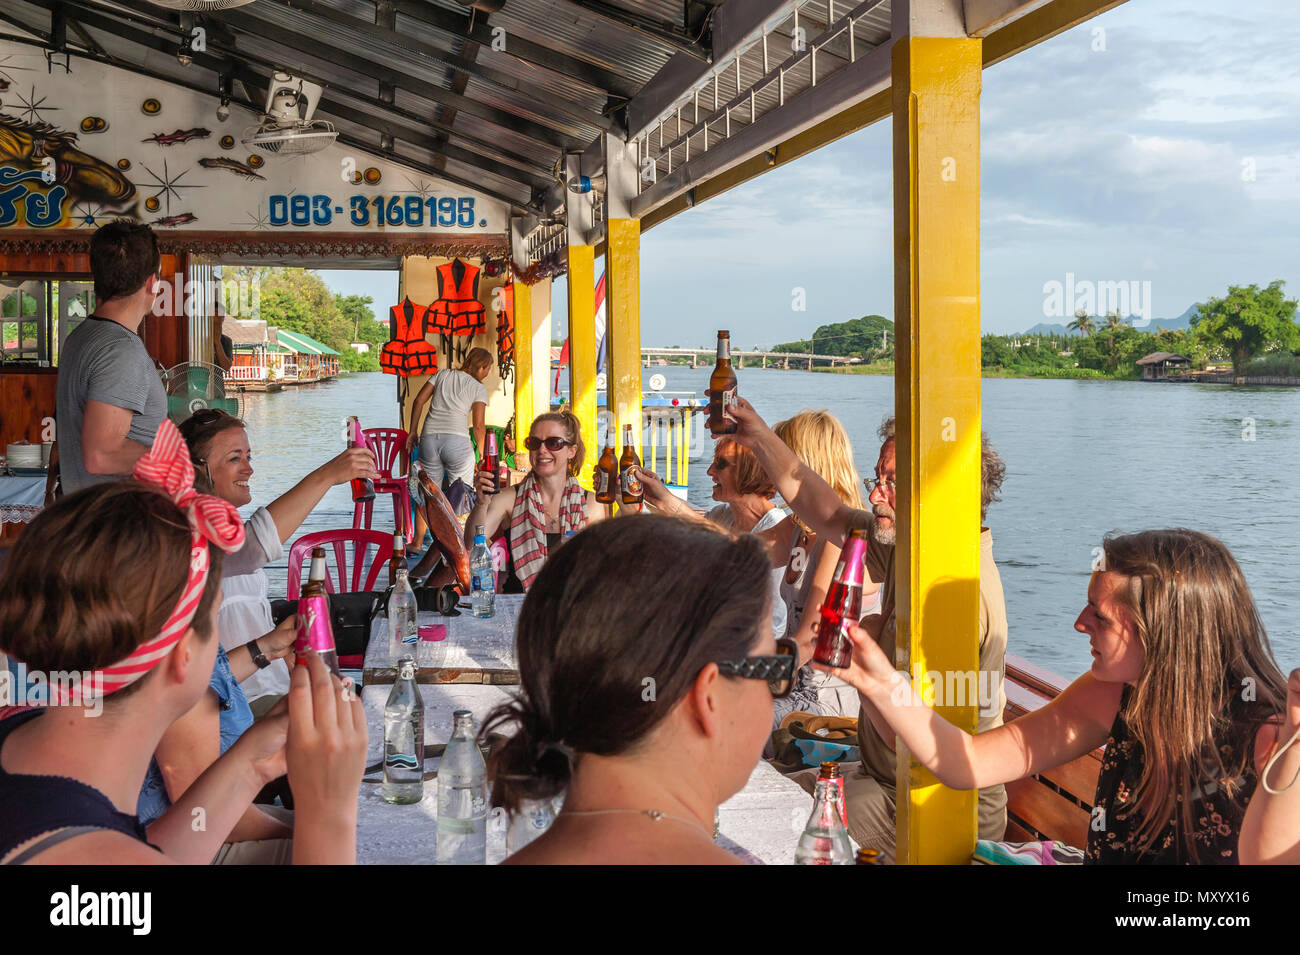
[[269, 591, 386, 658]]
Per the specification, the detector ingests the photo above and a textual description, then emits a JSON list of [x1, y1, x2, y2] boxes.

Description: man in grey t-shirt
[[56, 223, 167, 493]]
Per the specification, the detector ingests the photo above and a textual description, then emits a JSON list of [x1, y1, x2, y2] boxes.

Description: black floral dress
[[1086, 687, 1264, 864]]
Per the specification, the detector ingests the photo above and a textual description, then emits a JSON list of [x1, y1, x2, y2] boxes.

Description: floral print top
[[1086, 687, 1263, 865]]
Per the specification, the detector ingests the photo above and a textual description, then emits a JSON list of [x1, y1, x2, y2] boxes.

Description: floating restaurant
[[0, 0, 1151, 866]]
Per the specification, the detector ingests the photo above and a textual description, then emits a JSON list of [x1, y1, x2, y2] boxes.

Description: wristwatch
[[248, 637, 272, 669]]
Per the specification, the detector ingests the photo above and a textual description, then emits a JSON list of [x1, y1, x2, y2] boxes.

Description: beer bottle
[[707, 330, 739, 436], [812, 529, 869, 669], [481, 430, 500, 495], [388, 531, 405, 589], [594, 425, 618, 505], [347, 415, 375, 503], [619, 423, 643, 506], [295, 546, 343, 679]]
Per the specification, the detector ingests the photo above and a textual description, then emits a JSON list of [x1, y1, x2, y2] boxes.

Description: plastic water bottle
[[388, 567, 418, 662], [437, 709, 488, 864], [469, 525, 495, 619], [794, 762, 853, 865], [382, 657, 424, 805]]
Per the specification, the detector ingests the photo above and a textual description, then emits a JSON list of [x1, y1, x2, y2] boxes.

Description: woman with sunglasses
[[464, 410, 604, 593], [482, 514, 796, 864]]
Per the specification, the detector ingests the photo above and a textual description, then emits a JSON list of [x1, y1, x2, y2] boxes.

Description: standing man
[[729, 398, 1009, 861], [57, 222, 168, 493]]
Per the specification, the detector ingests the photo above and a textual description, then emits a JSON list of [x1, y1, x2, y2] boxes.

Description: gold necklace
[[559, 808, 713, 840]]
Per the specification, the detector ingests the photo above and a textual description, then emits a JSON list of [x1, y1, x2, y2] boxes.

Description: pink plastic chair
[[352, 427, 411, 540], [286, 528, 394, 600]]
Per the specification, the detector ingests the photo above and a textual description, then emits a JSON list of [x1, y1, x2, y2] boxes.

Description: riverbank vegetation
[[778, 281, 1299, 381], [224, 267, 388, 372]]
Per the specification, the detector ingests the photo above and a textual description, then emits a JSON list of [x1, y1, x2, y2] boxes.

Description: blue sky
[[325, 0, 1299, 346]]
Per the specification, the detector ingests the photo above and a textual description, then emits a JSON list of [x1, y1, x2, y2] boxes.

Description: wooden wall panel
[[0, 368, 57, 450]]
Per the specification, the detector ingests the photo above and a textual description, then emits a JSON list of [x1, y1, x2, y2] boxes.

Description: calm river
[[243, 369, 1300, 681]]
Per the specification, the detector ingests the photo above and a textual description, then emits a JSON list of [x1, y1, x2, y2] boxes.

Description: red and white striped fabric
[[54, 419, 245, 704], [508, 471, 587, 592]]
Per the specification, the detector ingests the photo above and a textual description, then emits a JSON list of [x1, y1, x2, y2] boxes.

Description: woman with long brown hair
[[0, 422, 366, 864], [462, 409, 604, 592], [483, 514, 794, 864], [825, 528, 1288, 863]]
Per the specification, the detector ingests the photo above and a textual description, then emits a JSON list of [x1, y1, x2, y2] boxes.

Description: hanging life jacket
[[380, 298, 439, 377], [428, 259, 486, 337], [496, 283, 515, 383]]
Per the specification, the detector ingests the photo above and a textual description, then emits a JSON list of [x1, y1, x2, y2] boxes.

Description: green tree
[[1191, 281, 1300, 376], [1067, 310, 1094, 337]]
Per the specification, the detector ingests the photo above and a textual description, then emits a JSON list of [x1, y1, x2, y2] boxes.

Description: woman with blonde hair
[[826, 527, 1288, 864], [465, 409, 605, 592], [771, 410, 878, 719]]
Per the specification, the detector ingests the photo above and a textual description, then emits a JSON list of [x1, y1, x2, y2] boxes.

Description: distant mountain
[[1020, 304, 1199, 337]]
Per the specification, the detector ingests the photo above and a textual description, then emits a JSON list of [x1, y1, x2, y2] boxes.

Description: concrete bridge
[[641, 347, 859, 370]]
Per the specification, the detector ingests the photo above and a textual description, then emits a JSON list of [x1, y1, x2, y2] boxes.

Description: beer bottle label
[[721, 386, 738, 423], [621, 468, 643, 497], [595, 470, 609, 495], [295, 595, 336, 663]]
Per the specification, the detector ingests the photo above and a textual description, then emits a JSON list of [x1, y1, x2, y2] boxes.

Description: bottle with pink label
[[295, 546, 342, 679]]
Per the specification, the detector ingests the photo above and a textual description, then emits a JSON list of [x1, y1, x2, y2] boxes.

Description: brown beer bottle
[[388, 531, 405, 588], [594, 425, 618, 505], [619, 423, 643, 506], [707, 330, 739, 436]]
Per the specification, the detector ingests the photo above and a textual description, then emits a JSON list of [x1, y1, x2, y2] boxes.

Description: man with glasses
[[729, 399, 1009, 862], [56, 222, 168, 493]]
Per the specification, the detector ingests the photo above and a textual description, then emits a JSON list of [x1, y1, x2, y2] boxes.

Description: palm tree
[[1067, 310, 1095, 337], [1105, 310, 1125, 331]]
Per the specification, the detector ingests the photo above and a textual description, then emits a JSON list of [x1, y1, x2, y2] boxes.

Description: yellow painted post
[[606, 217, 642, 460], [892, 35, 983, 865], [566, 244, 597, 488], [679, 410, 688, 487], [512, 279, 534, 441], [649, 412, 658, 475]]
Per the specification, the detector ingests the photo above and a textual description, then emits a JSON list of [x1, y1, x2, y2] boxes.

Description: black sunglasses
[[525, 436, 574, 452], [716, 637, 798, 699]]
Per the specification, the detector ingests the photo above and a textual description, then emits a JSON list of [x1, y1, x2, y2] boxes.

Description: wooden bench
[[1002, 655, 1103, 849]]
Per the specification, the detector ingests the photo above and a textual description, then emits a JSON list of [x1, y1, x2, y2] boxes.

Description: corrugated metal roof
[[276, 328, 340, 356]]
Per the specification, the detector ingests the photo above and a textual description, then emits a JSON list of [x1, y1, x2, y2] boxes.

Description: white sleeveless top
[[219, 507, 290, 702]]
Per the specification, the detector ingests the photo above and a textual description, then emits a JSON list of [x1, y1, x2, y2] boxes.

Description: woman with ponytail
[[0, 421, 367, 864], [465, 409, 604, 592], [483, 514, 795, 864]]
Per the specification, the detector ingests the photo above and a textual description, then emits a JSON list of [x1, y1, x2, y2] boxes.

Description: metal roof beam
[[550, 0, 712, 62], [1, 5, 546, 201], [630, 36, 892, 218], [249, 0, 615, 133], [388, 0, 639, 102], [203, 7, 583, 151]]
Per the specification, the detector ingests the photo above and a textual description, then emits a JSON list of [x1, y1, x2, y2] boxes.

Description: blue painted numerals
[[271, 193, 478, 228]]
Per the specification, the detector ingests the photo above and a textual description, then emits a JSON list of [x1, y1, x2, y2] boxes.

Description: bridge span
[[640, 347, 859, 370]]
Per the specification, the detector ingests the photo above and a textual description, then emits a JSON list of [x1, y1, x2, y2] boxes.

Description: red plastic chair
[[286, 529, 393, 670], [352, 427, 412, 540]]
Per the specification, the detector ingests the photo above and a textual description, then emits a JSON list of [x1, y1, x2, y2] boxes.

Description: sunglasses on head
[[716, 637, 798, 699], [525, 436, 574, 452]]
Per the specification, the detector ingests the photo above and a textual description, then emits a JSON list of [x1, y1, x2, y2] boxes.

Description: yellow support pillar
[[892, 35, 983, 865], [566, 244, 597, 488], [512, 279, 534, 441], [606, 217, 642, 461]]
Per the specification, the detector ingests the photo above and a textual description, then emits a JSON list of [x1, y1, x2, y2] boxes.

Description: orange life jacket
[[380, 298, 439, 376], [428, 259, 486, 336]]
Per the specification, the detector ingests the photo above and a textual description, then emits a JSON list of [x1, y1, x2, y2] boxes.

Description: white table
[[362, 595, 522, 686], [355, 682, 815, 865], [0, 474, 45, 526]]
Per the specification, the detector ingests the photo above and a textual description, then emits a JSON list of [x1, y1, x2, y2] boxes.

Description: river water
[[241, 369, 1300, 681]]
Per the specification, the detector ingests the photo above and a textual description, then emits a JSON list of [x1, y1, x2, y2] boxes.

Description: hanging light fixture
[[146, 0, 256, 10]]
